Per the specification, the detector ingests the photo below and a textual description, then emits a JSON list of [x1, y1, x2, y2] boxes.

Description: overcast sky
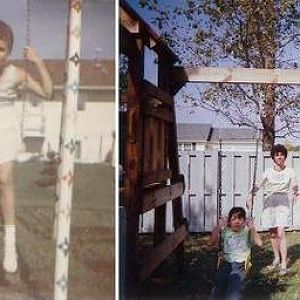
[[0, 0, 115, 59]]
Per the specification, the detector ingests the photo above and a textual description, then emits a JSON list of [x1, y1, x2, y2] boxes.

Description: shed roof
[[177, 123, 212, 141], [177, 123, 258, 142], [210, 127, 258, 141]]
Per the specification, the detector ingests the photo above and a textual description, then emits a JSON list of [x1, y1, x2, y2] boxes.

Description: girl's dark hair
[[228, 207, 246, 220], [271, 144, 288, 160], [0, 20, 13, 54]]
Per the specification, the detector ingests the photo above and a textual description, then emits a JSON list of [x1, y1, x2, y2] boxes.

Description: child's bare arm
[[208, 218, 226, 247], [23, 47, 53, 99]]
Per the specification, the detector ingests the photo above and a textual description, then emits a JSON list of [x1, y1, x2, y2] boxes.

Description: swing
[[216, 132, 260, 273], [21, 0, 46, 154]]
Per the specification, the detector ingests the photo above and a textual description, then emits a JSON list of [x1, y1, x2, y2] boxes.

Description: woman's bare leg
[[0, 161, 17, 273], [277, 227, 287, 269], [270, 228, 280, 264]]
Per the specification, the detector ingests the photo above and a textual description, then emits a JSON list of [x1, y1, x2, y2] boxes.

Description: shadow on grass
[[134, 233, 300, 300]]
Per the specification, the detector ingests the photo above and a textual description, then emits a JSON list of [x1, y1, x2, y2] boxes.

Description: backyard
[[0, 162, 114, 300], [136, 232, 300, 300]]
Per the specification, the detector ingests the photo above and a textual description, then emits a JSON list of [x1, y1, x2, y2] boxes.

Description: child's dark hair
[[271, 144, 288, 160], [228, 207, 246, 220], [0, 20, 13, 54]]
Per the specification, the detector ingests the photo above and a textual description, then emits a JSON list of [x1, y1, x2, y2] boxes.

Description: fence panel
[[139, 150, 300, 233]]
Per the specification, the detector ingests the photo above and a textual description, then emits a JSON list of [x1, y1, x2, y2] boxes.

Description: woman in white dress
[[0, 20, 53, 273]]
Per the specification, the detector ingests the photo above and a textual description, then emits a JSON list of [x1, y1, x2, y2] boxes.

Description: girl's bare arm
[[22, 47, 53, 99]]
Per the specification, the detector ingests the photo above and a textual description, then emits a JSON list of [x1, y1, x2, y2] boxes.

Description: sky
[[123, 0, 300, 145], [0, 0, 115, 59], [125, 0, 230, 126]]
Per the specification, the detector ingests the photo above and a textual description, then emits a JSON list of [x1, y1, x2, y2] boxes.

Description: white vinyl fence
[[139, 150, 300, 233]]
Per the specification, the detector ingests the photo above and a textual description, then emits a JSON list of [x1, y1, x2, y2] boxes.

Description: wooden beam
[[141, 181, 184, 213], [143, 169, 173, 186], [143, 80, 174, 106], [143, 104, 174, 123], [179, 67, 300, 84], [139, 224, 187, 281], [120, 6, 139, 33]]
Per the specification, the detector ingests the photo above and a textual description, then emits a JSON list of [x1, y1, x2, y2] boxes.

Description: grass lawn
[[0, 161, 114, 300], [135, 232, 300, 300]]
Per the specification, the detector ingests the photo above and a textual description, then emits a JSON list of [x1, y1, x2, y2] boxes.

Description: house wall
[[15, 89, 115, 164], [178, 141, 262, 152]]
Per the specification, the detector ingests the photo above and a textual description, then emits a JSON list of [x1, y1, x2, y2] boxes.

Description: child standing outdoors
[[0, 20, 52, 273], [247, 144, 299, 275], [210, 207, 262, 300]]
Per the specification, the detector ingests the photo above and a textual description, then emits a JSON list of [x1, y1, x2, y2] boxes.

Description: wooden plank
[[154, 205, 166, 245], [206, 150, 219, 231], [120, 6, 139, 33], [120, 27, 140, 59], [157, 120, 165, 170], [189, 151, 205, 232], [143, 118, 151, 174], [143, 80, 174, 106], [184, 67, 300, 84], [143, 169, 173, 186], [143, 104, 174, 122], [149, 118, 158, 173], [139, 224, 187, 281], [141, 181, 185, 213]]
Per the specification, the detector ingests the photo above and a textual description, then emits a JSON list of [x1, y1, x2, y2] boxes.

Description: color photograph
[[119, 1, 300, 299]]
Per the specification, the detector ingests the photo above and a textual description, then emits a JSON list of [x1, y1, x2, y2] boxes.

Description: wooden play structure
[[119, 0, 187, 295]]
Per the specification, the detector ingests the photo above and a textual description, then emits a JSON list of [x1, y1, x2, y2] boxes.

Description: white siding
[[16, 101, 115, 164]]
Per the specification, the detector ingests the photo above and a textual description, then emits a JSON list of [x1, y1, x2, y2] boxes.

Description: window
[[184, 143, 191, 151]]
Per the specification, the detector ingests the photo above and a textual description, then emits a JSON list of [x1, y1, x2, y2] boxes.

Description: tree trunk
[[258, 0, 277, 151], [261, 84, 276, 151]]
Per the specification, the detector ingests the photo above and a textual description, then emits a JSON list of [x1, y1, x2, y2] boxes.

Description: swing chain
[[250, 130, 260, 217], [26, 0, 31, 47]]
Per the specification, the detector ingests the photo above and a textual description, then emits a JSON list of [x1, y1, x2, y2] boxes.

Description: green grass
[[0, 161, 115, 300], [135, 232, 300, 300]]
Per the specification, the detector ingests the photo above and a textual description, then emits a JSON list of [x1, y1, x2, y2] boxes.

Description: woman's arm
[[291, 169, 299, 201], [22, 47, 53, 99], [247, 218, 263, 247], [246, 172, 268, 209]]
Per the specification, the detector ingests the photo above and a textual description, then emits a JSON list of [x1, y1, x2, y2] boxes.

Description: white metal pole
[[54, 1, 82, 299]]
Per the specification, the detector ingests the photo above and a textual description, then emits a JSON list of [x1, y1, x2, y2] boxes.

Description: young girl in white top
[[247, 144, 299, 275], [0, 20, 52, 273], [210, 207, 262, 300]]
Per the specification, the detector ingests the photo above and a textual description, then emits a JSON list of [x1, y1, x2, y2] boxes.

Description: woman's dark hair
[[0, 20, 13, 54], [228, 207, 246, 221], [271, 144, 288, 160]]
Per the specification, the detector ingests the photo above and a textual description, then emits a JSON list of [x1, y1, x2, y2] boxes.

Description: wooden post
[[122, 31, 145, 296], [54, 1, 82, 299]]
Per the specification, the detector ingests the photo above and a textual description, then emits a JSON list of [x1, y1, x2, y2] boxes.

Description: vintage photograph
[[0, 0, 115, 299], [119, 1, 300, 299]]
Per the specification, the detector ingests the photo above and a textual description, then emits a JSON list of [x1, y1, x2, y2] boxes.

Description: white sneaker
[[3, 249, 18, 273]]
